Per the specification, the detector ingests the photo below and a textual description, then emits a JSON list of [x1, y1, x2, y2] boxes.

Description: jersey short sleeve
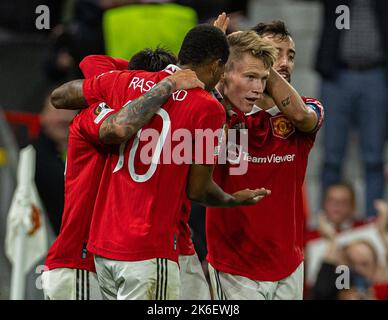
[[298, 96, 325, 152], [302, 96, 324, 133], [80, 55, 129, 78], [77, 102, 116, 146], [82, 70, 122, 106], [79, 70, 124, 145]]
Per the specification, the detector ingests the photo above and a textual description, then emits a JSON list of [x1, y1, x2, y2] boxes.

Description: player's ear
[[211, 58, 223, 75], [219, 72, 225, 84]]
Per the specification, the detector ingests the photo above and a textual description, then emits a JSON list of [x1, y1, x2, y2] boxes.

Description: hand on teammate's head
[[213, 12, 230, 34]]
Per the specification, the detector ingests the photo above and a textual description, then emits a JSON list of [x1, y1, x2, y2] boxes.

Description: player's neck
[[177, 63, 196, 73], [178, 63, 210, 91]]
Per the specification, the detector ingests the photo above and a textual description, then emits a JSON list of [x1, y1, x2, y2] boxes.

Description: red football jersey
[[81, 55, 197, 256], [82, 66, 225, 262], [44, 58, 129, 272], [44, 107, 111, 272], [206, 97, 324, 281]]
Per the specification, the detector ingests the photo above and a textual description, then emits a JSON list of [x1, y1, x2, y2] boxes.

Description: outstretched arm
[[186, 163, 270, 208], [266, 68, 318, 132]]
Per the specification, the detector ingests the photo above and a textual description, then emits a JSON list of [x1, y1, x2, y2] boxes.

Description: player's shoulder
[[106, 69, 149, 78], [187, 88, 225, 113]]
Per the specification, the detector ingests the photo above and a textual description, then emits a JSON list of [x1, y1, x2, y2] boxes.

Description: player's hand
[[214, 12, 230, 34], [167, 69, 205, 91], [231, 187, 271, 206]]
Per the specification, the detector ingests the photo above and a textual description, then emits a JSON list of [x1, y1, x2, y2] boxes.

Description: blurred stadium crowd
[[0, 0, 387, 300]]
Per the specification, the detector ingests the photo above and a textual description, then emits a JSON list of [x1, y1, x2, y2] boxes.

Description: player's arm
[[51, 56, 129, 110], [99, 69, 204, 144], [266, 67, 318, 132], [186, 164, 270, 208], [51, 80, 87, 110]]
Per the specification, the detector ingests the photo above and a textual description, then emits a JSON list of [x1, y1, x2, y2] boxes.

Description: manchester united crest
[[270, 115, 295, 139]]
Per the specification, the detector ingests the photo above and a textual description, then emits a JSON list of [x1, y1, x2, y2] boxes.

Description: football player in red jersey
[[50, 25, 270, 300], [42, 48, 204, 300], [80, 53, 215, 300], [74, 53, 212, 300], [206, 20, 324, 300]]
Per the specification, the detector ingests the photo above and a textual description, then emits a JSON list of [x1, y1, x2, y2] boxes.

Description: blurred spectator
[[375, 200, 388, 255], [310, 200, 388, 300], [316, 0, 388, 217], [29, 89, 76, 235], [306, 182, 369, 243]]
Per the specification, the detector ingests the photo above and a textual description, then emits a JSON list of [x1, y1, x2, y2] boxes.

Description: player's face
[[262, 34, 295, 82], [324, 186, 355, 226], [40, 97, 76, 148], [223, 53, 269, 113], [344, 243, 377, 282]]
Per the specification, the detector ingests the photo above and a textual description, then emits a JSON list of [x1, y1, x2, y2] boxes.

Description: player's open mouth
[[245, 97, 257, 104], [279, 72, 290, 79]]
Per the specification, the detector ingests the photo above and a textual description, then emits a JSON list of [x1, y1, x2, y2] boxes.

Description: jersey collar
[[245, 104, 280, 116], [211, 87, 223, 102], [163, 64, 181, 74]]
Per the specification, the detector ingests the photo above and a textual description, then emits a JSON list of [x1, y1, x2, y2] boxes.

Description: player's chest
[[247, 114, 298, 154]]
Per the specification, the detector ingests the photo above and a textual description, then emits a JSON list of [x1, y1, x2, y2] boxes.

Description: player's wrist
[[163, 77, 177, 92], [226, 194, 239, 207]]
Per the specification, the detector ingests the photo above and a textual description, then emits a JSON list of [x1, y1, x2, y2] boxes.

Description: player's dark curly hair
[[128, 47, 177, 72], [178, 24, 229, 66], [251, 20, 292, 40]]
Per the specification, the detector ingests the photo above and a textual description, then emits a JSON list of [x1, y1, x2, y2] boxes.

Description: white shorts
[[42, 268, 102, 300], [179, 253, 211, 300], [209, 262, 304, 300], [94, 256, 180, 300]]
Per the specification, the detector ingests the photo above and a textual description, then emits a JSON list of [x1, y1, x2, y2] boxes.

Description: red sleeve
[[77, 102, 117, 146], [82, 70, 121, 106], [192, 100, 226, 165], [302, 96, 325, 133], [80, 69, 141, 145], [79, 55, 129, 78], [80, 70, 122, 145], [297, 96, 325, 152]]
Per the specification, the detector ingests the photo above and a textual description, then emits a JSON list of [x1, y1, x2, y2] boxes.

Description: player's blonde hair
[[226, 31, 277, 70]]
